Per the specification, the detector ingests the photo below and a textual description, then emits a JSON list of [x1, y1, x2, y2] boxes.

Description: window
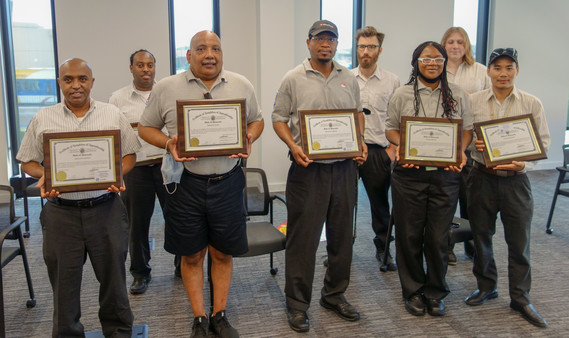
[[1, 0, 57, 175], [453, 0, 479, 59], [169, 0, 219, 74], [321, 0, 355, 69]]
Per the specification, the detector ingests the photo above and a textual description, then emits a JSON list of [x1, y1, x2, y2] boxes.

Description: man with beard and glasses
[[385, 42, 472, 317], [351, 26, 400, 271], [272, 20, 367, 333], [110, 49, 179, 295], [138, 31, 263, 338]]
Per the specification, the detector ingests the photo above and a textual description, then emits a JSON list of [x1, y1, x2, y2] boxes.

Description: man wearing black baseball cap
[[272, 19, 366, 332], [464, 48, 550, 328]]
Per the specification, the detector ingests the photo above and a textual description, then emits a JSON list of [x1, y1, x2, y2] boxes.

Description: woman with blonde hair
[[441, 27, 490, 95]]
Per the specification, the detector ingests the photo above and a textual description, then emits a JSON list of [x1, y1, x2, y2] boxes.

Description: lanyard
[[488, 96, 513, 119], [418, 89, 441, 118]]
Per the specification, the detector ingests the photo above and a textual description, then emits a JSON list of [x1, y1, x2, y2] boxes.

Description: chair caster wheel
[[270, 268, 278, 275], [546, 228, 554, 234], [24, 232, 30, 238], [379, 265, 388, 272], [26, 298, 36, 308]]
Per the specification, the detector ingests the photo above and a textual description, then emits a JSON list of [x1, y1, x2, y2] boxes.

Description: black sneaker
[[190, 316, 209, 338], [210, 310, 239, 338]]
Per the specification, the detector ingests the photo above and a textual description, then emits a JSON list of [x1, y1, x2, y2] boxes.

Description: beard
[[359, 53, 379, 69]]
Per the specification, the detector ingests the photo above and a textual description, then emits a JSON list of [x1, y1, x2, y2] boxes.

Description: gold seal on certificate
[[130, 123, 165, 166], [298, 109, 363, 161], [43, 130, 122, 193], [399, 116, 463, 167], [176, 99, 247, 157], [474, 114, 547, 167]]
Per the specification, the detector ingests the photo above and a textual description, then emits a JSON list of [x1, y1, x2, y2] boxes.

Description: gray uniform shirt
[[16, 99, 141, 200], [272, 59, 362, 146], [386, 81, 473, 132], [139, 69, 262, 175]]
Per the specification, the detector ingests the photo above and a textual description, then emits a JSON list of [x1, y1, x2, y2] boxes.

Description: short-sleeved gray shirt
[[140, 69, 262, 175], [386, 81, 473, 132], [272, 59, 362, 145]]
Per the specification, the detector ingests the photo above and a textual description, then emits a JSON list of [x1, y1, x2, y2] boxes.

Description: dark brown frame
[[43, 130, 122, 193], [176, 99, 247, 158], [298, 109, 363, 161], [130, 123, 163, 166], [399, 116, 463, 167], [474, 114, 547, 167]]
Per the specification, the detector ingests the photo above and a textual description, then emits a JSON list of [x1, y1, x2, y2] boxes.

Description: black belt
[[184, 163, 241, 182], [473, 161, 521, 177], [49, 192, 115, 208]]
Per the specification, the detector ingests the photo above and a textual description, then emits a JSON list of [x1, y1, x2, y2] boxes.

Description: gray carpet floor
[[2, 169, 569, 337]]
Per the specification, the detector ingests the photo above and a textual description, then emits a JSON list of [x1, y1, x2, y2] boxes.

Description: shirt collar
[[417, 79, 441, 92], [486, 85, 520, 102], [62, 98, 96, 117], [185, 68, 228, 91], [354, 65, 382, 80], [304, 58, 343, 75]]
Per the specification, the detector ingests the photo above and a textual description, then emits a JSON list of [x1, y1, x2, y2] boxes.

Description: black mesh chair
[[236, 167, 286, 275], [545, 144, 569, 234], [0, 185, 36, 337]]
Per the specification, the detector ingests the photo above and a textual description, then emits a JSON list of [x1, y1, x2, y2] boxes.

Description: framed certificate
[[43, 130, 122, 193], [299, 109, 363, 161], [474, 114, 547, 167], [131, 123, 165, 166], [176, 99, 247, 157], [399, 116, 463, 167]]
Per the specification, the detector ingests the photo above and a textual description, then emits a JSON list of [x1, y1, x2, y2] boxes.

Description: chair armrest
[[556, 166, 569, 173], [270, 193, 287, 206], [0, 216, 27, 244]]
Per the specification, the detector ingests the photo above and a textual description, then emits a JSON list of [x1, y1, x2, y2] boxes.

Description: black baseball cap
[[308, 20, 338, 38], [488, 48, 518, 66]]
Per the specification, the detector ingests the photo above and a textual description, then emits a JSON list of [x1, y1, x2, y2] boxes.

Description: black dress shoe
[[448, 250, 457, 266], [405, 294, 425, 316], [319, 298, 360, 321], [425, 298, 445, 316], [129, 275, 151, 295], [286, 308, 309, 332], [510, 302, 548, 328], [465, 289, 498, 306], [376, 249, 397, 271]]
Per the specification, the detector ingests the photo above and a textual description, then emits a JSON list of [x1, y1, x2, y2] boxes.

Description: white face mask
[[161, 152, 183, 194]]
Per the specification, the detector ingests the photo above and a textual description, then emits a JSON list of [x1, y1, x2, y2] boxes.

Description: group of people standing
[[15, 18, 549, 338]]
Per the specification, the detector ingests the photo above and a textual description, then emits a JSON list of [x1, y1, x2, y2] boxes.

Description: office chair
[[0, 185, 36, 338], [207, 167, 287, 311], [545, 144, 569, 234]]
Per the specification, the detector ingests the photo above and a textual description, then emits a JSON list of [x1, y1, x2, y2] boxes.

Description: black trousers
[[467, 167, 533, 305], [41, 195, 133, 337], [121, 165, 167, 278], [285, 160, 357, 311], [391, 167, 460, 300], [358, 144, 392, 250]]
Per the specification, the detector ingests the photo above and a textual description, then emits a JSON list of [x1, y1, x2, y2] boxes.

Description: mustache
[[202, 59, 216, 65]]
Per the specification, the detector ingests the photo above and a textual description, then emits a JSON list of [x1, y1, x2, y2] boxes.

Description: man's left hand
[[229, 133, 253, 159], [494, 161, 525, 171], [353, 143, 368, 165]]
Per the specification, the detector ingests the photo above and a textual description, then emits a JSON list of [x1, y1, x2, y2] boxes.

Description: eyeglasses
[[357, 44, 380, 51], [418, 57, 446, 65], [311, 36, 338, 43]]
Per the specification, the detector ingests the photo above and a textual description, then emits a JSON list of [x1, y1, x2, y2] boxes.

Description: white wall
[[365, 0, 454, 83], [491, 0, 569, 169], [54, 0, 170, 102]]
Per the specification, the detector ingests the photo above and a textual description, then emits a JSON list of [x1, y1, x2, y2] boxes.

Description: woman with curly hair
[[385, 41, 473, 317]]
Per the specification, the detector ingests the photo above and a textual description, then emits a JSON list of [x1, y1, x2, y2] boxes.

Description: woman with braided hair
[[385, 41, 473, 317]]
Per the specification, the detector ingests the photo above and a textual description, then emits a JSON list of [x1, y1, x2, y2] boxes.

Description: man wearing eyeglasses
[[465, 48, 550, 328], [138, 31, 264, 338], [351, 26, 400, 271], [272, 20, 367, 333]]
